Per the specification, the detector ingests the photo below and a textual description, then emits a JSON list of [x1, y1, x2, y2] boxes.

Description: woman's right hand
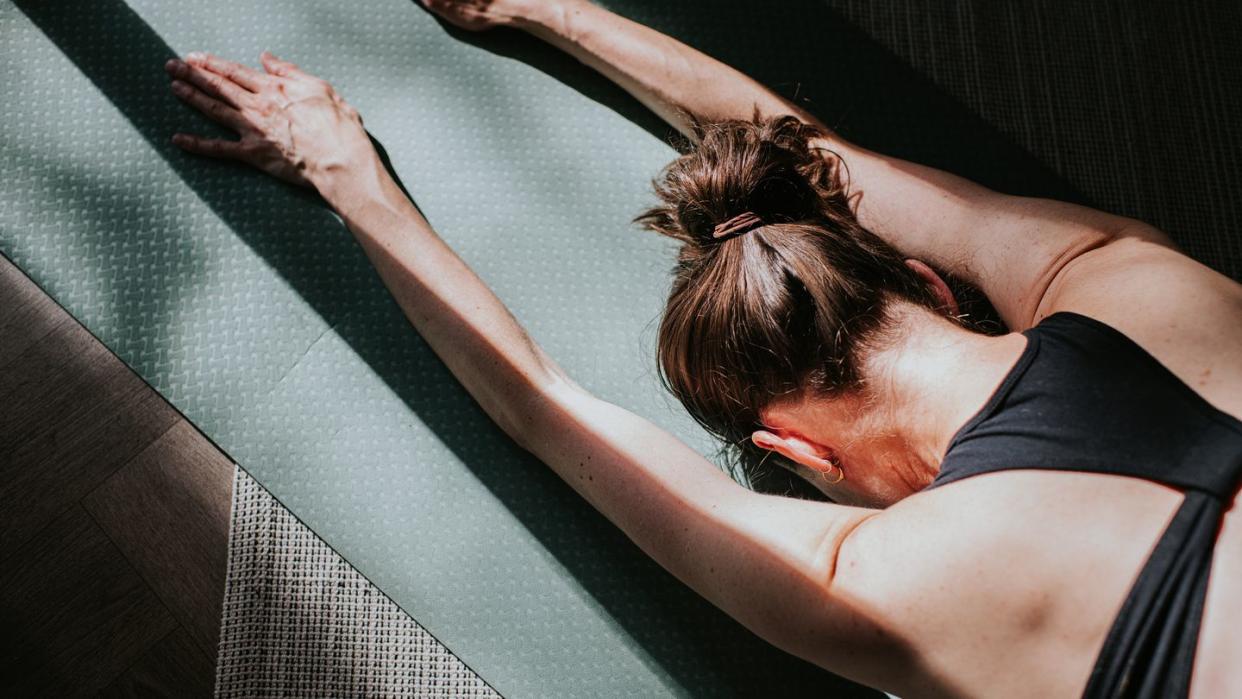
[[418, 0, 570, 32], [165, 52, 379, 195]]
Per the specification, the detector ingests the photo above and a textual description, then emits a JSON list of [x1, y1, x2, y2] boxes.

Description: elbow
[[501, 401, 540, 455], [497, 385, 552, 455], [502, 370, 589, 455]]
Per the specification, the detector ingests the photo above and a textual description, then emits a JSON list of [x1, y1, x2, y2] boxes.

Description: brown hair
[[637, 115, 940, 490]]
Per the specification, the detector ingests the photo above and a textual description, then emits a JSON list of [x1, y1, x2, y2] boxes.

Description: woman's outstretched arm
[[163, 52, 897, 684], [423, 0, 1176, 330]]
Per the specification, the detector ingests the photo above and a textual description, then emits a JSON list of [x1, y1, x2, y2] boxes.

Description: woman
[[162, 0, 1241, 695]]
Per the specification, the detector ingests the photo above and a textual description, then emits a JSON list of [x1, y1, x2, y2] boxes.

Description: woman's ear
[[905, 258, 960, 316], [751, 429, 836, 478]]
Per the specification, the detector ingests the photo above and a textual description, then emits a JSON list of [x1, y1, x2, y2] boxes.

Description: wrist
[[313, 154, 392, 217], [512, 0, 586, 39]]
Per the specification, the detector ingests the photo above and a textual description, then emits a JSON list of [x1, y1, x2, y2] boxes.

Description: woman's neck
[[866, 303, 1031, 478]]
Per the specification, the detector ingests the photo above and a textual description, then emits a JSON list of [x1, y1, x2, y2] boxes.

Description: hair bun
[[637, 116, 833, 246]]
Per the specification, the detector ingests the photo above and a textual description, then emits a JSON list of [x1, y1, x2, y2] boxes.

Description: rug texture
[[215, 467, 499, 698]]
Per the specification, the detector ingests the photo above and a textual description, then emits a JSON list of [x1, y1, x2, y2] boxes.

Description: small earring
[[820, 463, 845, 484]]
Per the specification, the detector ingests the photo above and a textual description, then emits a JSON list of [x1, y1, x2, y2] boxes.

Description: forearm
[[520, 1, 816, 137], [165, 48, 886, 676], [512, 4, 970, 282], [318, 163, 873, 668], [511, 3, 1154, 328], [512, 2, 993, 289], [319, 161, 572, 443]]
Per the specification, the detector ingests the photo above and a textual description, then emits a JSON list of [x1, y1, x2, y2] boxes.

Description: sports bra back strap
[[1081, 490, 1221, 697]]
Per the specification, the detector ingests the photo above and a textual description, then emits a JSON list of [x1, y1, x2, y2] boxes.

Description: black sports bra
[[924, 311, 1242, 698]]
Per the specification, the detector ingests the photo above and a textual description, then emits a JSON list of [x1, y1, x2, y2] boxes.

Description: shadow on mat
[[13, 0, 1091, 695], [428, 1, 1085, 204]]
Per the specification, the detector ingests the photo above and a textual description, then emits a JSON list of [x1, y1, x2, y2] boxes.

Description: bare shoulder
[[833, 471, 1180, 698], [831, 479, 1076, 696], [1035, 231, 1242, 418], [834, 480, 1039, 624]]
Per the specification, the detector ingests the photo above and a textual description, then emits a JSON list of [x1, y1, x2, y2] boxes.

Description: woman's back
[[836, 239, 1242, 698]]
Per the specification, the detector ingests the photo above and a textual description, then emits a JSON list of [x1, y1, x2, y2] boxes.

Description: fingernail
[[171, 80, 189, 95]]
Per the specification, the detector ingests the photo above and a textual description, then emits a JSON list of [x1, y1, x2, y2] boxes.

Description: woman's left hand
[[165, 52, 377, 192]]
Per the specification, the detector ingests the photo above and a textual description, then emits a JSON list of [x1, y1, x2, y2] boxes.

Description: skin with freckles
[[165, 2, 1242, 694]]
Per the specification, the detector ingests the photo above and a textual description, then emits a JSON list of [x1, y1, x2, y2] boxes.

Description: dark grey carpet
[[824, 0, 1242, 279]]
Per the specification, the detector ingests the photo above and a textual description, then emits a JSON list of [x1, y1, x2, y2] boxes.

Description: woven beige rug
[[215, 467, 500, 698]]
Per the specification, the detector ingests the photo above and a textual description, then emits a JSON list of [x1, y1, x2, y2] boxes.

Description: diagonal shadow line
[[426, 0, 1093, 345], [11, 0, 890, 696], [419, 0, 1098, 501], [426, 0, 1088, 203], [16, 0, 1107, 694]]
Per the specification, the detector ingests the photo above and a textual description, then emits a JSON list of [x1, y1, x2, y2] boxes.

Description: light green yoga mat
[[1, 0, 900, 695], [14, 0, 1131, 693]]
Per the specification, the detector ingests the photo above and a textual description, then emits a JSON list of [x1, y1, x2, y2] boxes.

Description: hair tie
[[711, 211, 764, 240]]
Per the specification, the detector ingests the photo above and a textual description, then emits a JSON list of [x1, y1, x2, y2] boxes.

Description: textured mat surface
[[2, 0, 1237, 696], [0, 0, 879, 695], [216, 467, 498, 698]]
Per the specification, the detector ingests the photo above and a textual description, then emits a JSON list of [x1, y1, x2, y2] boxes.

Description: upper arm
[[809, 134, 1178, 329], [524, 382, 898, 677]]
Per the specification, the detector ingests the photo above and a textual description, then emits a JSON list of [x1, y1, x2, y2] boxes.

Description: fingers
[[186, 51, 268, 92], [170, 79, 249, 132], [259, 51, 302, 78], [166, 58, 252, 109], [171, 133, 249, 161]]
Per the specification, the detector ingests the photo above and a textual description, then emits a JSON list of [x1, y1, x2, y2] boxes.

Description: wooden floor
[[0, 254, 233, 697]]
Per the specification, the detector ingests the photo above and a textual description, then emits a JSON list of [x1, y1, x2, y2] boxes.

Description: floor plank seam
[[97, 623, 188, 696], [80, 498, 214, 663], [76, 417, 183, 508]]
